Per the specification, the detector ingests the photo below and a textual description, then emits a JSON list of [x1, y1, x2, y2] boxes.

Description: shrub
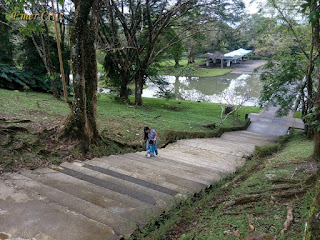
[[0, 64, 50, 92], [163, 119, 250, 144]]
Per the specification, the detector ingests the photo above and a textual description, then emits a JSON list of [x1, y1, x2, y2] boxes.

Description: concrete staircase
[[0, 107, 304, 240]]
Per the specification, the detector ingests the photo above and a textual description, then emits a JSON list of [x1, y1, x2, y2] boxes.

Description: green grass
[[96, 94, 259, 145], [293, 111, 302, 119], [0, 89, 259, 146], [0, 88, 260, 172], [131, 130, 315, 240], [158, 58, 233, 77]]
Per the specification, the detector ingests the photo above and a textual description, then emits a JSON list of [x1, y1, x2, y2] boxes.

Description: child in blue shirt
[[147, 140, 156, 157]]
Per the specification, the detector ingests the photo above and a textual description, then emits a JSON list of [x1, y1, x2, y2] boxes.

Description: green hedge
[[253, 134, 291, 159], [163, 119, 251, 144]]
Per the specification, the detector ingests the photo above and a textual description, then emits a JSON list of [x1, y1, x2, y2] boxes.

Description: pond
[[142, 73, 262, 106]]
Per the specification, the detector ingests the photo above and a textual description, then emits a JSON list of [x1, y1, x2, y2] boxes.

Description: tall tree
[[305, 0, 320, 159], [0, 6, 14, 65], [61, 0, 101, 152], [99, 0, 244, 105]]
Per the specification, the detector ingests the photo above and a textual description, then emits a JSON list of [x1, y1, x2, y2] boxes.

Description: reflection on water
[[142, 73, 262, 106]]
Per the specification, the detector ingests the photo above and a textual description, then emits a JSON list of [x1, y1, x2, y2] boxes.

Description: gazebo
[[199, 48, 253, 68]]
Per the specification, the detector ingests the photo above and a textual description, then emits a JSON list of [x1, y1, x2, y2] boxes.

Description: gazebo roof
[[199, 51, 224, 59], [224, 48, 252, 57], [199, 49, 252, 60]]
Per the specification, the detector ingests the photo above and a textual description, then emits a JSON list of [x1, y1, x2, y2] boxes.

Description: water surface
[[142, 73, 262, 106]]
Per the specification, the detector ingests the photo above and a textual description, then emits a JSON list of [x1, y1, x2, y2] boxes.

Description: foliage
[[259, 54, 307, 116], [0, 64, 50, 91], [0, 7, 14, 65], [16, 36, 47, 77], [99, 0, 245, 105]]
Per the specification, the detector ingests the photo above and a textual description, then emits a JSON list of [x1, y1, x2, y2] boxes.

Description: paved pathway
[[230, 60, 268, 74], [0, 107, 304, 240]]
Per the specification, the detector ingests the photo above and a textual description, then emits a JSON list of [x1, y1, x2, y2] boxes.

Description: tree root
[[219, 210, 264, 217], [225, 194, 262, 208], [225, 187, 307, 209], [272, 188, 307, 199], [247, 184, 303, 195], [0, 118, 31, 124], [280, 205, 293, 234], [269, 178, 300, 184], [0, 126, 29, 133]]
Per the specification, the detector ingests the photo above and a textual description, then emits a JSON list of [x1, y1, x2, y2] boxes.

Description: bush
[[253, 133, 291, 158], [254, 143, 281, 158], [163, 119, 250, 144], [0, 64, 50, 92]]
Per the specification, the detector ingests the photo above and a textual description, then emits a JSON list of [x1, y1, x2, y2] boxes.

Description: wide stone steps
[[89, 156, 207, 193], [221, 130, 278, 145], [21, 167, 154, 225], [0, 176, 119, 240], [1, 106, 303, 239]]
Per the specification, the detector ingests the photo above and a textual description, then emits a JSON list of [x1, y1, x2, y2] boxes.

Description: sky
[[243, 0, 267, 14]]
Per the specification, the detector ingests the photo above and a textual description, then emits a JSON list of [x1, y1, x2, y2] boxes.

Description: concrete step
[[247, 121, 288, 136], [167, 138, 255, 157], [157, 149, 243, 174], [131, 152, 221, 183], [2, 172, 133, 237], [59, 162, 173, 207], [123, 153, 210, 188], [92, 154, 208, 193], [221, 131, 277, 146], [23, 167, 156, 225], [101, 152, 220, 185], [0, 175, 120, 240], [163, 145, 247, 167]]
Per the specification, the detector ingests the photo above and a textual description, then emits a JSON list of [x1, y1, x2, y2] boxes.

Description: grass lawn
[[131, 130, 316, 240], [158, 58, 233, 77], [0, 88, 260, 172]]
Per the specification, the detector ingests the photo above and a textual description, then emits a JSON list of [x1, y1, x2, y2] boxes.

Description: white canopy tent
[[200, 48, 253, 68]]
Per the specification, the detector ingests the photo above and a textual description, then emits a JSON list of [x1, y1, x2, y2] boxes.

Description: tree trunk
[[119, 72, 130, 103], [61, 0, 100, 152], [31, 29, 60, 99], [84, 0, 100, 140], [313, 59, 320, 160], [42, 21, 60, 99], [304, 180, 320, 240], [188, 50, 195, 64], [174, 59, 179, 67], [134, 70, 144, 106], [312, 14, 320, 160], [305, 27, 316, 138]]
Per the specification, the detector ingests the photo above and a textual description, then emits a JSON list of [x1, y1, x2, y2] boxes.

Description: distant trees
[[99, 0, 245, 105], [256, 0, 320, 160], [1, 0, 71, 98]]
